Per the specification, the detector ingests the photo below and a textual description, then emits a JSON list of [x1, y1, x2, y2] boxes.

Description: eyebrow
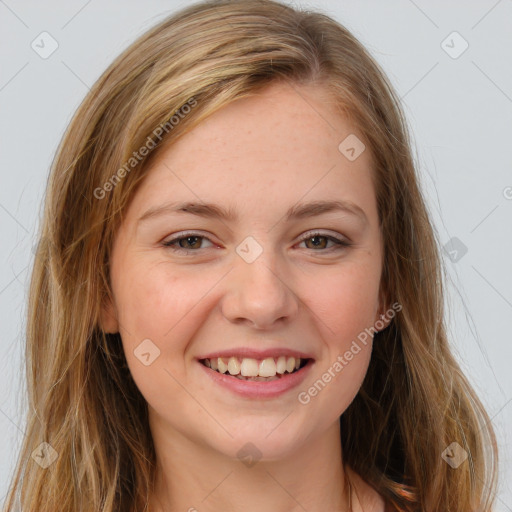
[[137, 199, 368, 225]]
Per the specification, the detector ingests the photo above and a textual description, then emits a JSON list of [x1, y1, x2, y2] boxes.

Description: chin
[[209, 421, 307, 462]]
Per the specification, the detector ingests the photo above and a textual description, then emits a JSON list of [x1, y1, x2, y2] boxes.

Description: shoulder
[[345, 465, 387, 512]]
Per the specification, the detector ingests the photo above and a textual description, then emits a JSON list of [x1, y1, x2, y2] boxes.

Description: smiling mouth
[[199, 356, 310, 381]]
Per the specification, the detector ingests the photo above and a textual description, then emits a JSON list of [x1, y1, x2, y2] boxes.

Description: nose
[[221, 247, 299, 330]]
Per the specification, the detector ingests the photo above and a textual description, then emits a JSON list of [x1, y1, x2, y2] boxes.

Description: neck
[[148, 418, 351, 512]]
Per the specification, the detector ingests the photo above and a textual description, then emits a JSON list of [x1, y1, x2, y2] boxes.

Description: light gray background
[[1, 0, 511, 509]]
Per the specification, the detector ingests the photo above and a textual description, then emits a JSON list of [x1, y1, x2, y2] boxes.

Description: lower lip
[[198, 359, 314, 399]]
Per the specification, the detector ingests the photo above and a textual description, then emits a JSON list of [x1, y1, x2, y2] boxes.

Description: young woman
[[4, 1, 499, 511]]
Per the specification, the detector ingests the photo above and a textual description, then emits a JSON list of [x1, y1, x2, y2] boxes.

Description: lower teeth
[[209, 370, 297, 381], [233, 374, 281, 381]]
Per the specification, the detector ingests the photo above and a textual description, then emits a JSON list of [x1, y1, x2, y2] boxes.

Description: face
[[102, 80, 388, 462]]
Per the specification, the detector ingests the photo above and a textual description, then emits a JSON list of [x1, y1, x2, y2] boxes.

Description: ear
[[99, 294, 119, 333]]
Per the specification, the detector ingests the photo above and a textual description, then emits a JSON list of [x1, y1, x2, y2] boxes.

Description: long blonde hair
[[4, 1, 498, 510]]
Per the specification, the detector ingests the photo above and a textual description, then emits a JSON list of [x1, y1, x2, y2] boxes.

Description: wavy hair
[[4, 1, 498, 510]]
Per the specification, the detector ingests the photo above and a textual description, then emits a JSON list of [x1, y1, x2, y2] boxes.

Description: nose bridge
[[222, 234, 298, 328], [235, 233, 288, 298]]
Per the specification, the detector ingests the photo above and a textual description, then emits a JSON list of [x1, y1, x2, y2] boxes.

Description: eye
[[162, 232, 214, 252], [297, 231, 351, 252], [162, 230, 351, 254]]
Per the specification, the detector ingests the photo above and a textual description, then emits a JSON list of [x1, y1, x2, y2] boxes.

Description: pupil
[[183, 236, 199, 248], [310, 235, 325, 248]]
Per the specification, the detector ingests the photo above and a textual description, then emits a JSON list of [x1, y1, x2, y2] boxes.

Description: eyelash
[[162, 230, 352, 254]]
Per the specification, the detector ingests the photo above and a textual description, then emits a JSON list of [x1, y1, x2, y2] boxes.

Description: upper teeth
[[204, 356, 303, 377]]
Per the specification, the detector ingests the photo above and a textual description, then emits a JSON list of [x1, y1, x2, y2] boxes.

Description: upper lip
[[197, 347, 315, 360]]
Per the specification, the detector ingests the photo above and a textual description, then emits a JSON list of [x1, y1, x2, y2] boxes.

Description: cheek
[[110, 261, 206, 407], [299, 260, 380, 419], [311, 259, 381, 345], [112, 259, 219, 361], [113, 258, 183, 334]]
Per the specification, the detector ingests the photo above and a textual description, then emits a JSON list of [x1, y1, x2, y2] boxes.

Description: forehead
[[170, 81, 355, 164], [126, 81, 376, 225]]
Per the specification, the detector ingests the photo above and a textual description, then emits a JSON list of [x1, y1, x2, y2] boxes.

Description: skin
[[101, 80, 390, 512]]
